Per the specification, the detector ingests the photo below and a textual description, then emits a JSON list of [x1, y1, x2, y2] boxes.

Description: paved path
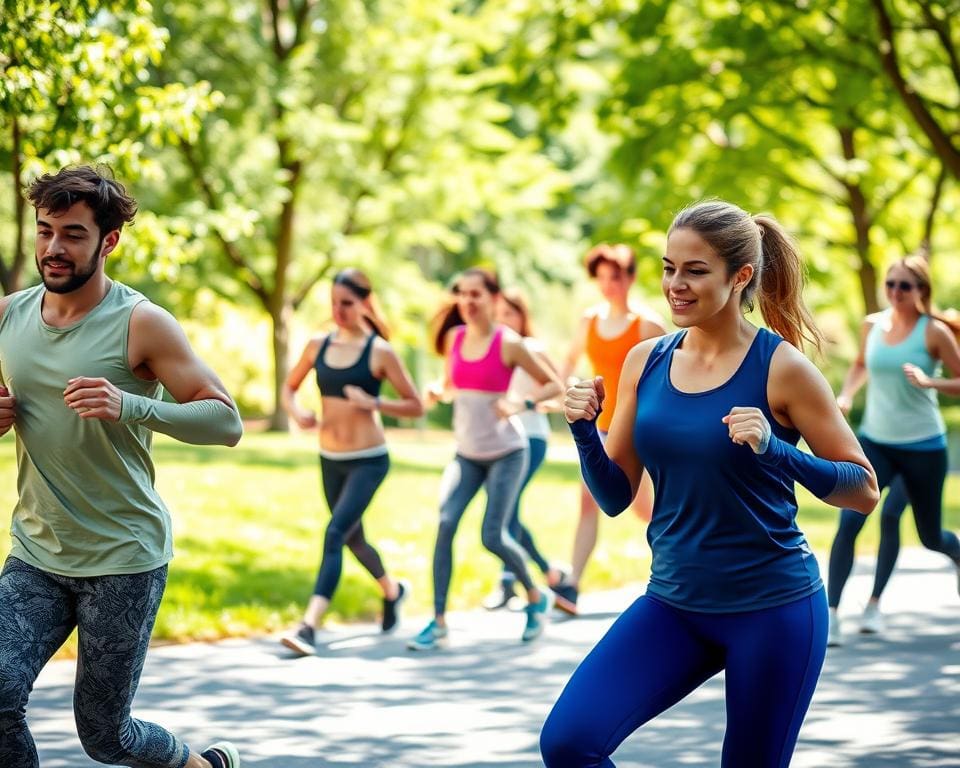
[[30, 549, 960, 767]]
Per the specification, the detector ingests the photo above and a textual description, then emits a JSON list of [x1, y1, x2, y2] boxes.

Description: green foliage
[[0, 0, 217, 292], [6, 0, 959, 409]]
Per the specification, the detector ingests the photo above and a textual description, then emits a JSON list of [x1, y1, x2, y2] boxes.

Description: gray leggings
[[433, 448, 532, 615], [0, 556, 190, 768]]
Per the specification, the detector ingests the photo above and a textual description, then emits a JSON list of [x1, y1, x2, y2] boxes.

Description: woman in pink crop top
[[407, 268, 561, 651]]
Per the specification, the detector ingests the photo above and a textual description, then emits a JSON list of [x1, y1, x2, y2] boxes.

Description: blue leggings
[[0, 557, 189, 768], [827, 437, 960, 607], [540, 590, 828, 768]]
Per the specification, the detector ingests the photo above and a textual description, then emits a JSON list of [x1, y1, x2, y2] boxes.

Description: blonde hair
[[892, 255, 960, 339], [669, 201, 824, 352]]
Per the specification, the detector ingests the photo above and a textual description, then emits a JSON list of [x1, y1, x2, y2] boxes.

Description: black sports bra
[[314, 333, 382, 398]]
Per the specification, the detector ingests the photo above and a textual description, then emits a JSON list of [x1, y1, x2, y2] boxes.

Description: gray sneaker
[[859, 603, 884, 635], [827, 611, 843, 647], [280, 622, 315, 657], [201, 741, 240, 768]]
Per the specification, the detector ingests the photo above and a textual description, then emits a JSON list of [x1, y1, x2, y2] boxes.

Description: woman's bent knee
[[541, 710, 605, 768]]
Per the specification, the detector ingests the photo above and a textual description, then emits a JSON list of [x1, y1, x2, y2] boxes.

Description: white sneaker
[[859, 603, 884, 635], [827, 611, 843, 647]]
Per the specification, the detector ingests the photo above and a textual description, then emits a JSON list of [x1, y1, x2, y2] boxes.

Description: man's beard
[[37, 239, 102, 294]]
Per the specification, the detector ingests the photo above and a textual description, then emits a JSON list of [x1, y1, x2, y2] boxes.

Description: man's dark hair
[[26, 165, 137, 235]]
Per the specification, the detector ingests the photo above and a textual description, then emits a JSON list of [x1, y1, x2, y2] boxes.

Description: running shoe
[[280, 622, 315, 657], [859, 603, 884, 635], [546, 565, 571, 588], [407, 619, 449, 651], [201, 741, 241, 768], [827, 611, 843, 647], [483, 580, 517, 611], [550, 583, 578, 616], [521, 591, 550, 642], [382, 580, 409, 633]]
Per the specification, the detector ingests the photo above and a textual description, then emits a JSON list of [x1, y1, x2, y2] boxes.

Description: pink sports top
[[449, 326, 514, 392], [448, 325, 526, 459]]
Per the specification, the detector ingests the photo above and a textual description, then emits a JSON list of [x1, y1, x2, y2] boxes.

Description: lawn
[[0, 428, 957, 655]]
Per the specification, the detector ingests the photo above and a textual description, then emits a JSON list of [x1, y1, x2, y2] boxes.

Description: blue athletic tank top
[[634, 328, 822, 613], [314, 333, 382, 398]]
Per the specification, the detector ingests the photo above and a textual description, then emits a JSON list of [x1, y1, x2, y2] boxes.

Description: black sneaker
[[280, 622, 315, 656], [201, 741, 240, 767], [550, 583, 578, 616], [483, 580, 517, 611], [382, 580, 409, 633]]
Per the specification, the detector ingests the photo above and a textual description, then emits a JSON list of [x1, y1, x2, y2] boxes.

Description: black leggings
[[827, 436, 960, 608], [0, 557, 189, 768], [313, 453, 390, 598]]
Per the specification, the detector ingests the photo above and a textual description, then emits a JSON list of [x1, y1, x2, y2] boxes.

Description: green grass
[[0, 429, 957, 656]]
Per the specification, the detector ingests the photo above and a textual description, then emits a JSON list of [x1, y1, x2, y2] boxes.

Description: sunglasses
[[885, 280, 916, 292]]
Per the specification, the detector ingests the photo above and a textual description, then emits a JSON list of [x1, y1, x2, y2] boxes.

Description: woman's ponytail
[[753, 214, 824, 353]]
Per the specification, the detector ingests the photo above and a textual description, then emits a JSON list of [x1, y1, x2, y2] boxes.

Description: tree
[[0, 0, 215, 294], [870, 0, 960, 178], [541, 0, 955, 318], [148, 0, 573, 429]]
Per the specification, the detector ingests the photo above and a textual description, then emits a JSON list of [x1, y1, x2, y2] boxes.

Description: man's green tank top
[[0, 282, 173, 576]]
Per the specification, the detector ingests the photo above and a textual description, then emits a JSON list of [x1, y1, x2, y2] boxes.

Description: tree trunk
[[267, 300, 292, 432], [5, 115, 27, 295], [839, 127, 879, 314]]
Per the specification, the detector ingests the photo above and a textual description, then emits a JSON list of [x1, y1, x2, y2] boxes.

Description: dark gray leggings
[[314, 453, 390, 598], [827, 437, 960, 608], [433, 448, 531, 615], [0, 556, 189, 768]]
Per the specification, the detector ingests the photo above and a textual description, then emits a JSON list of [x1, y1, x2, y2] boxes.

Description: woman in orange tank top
[[551, 244, 665, 615]]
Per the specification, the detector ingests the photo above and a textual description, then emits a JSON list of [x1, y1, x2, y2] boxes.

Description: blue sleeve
[[569, 418, 633, 517], [757, 434, 869, 499]]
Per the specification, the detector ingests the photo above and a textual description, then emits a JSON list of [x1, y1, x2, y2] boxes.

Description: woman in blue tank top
[[540, 201, 879, 768], [828, 257, 960, 644], [279, 269, 424, 656]]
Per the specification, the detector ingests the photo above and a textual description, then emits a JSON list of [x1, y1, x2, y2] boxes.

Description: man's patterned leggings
[[0, 556, 191, 768]]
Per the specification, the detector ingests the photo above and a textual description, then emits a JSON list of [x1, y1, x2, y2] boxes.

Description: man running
[[0, 165, 243, 768]]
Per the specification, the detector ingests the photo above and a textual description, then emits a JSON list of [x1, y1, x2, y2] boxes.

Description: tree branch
[[742, 110, 847, 197], [920, 160, 947, 257], [871, 0, 960, 176], [917, 0, 960, 90], [178, 140, 270, 306]]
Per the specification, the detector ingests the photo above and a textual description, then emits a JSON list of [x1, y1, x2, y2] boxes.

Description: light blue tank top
[[634, 328, 822, 613], [861, 311, 944, 445]]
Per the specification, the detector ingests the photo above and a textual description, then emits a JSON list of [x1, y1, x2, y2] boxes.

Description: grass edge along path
[[0, 427, 956, 657]]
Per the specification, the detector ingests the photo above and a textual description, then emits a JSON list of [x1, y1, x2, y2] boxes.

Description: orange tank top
[[585, 314, 643, 431]]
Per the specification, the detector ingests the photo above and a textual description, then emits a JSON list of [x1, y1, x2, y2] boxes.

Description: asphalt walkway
[[30, 548, 960, 767]]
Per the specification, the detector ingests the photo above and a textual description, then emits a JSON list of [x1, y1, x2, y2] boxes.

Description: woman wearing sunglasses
[[827, 255, 960, 646]]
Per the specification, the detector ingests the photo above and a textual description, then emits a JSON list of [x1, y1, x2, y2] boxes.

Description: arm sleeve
[[569, 418, 634, 517], [120, 392, 243, 446], [756, 433, 869, 499]]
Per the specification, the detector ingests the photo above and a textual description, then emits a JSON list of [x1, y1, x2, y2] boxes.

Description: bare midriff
[[318, 397, 386, 452]]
